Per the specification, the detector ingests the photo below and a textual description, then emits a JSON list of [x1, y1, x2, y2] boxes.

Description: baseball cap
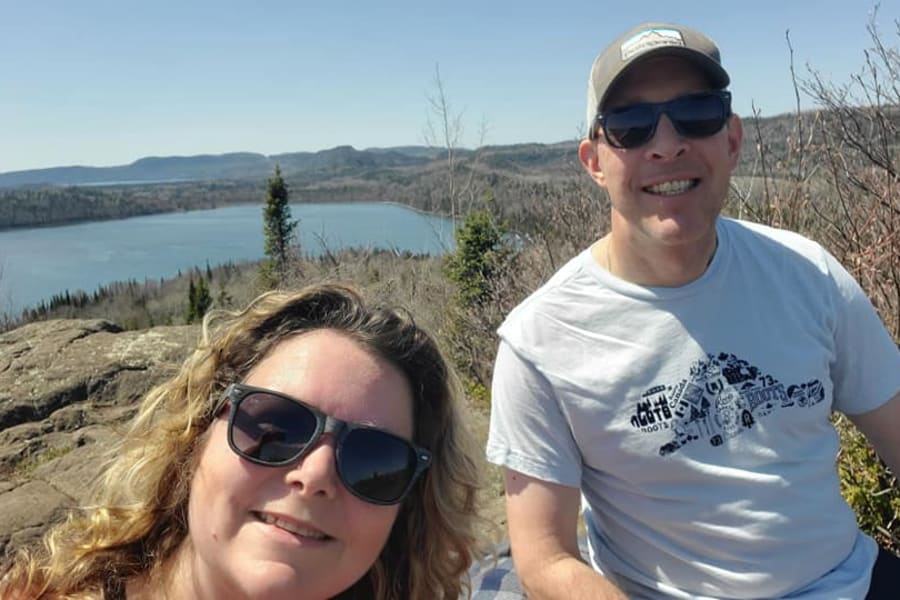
[[586, 22, 730, 138]]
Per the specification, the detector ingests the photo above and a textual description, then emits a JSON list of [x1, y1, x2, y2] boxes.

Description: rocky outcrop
[[0, 319, 198, 563]]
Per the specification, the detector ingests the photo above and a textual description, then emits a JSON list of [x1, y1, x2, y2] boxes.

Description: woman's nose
[[284, 434, 340, 499]]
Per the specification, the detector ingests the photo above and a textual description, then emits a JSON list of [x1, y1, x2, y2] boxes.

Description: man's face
[[579, 56, 743, 253]]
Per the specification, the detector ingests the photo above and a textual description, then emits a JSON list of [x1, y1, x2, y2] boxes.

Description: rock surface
[[0, 319, 198, 562]]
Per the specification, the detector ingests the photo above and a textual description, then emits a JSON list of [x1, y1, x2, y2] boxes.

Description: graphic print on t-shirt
[[626, 352, 824, 456]]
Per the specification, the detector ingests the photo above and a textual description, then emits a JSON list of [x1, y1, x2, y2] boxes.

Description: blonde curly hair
[[1, 283, 484, 599]]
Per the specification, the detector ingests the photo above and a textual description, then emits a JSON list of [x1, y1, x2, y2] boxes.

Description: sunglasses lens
[[339, 428, 418, 504], [231, 392, 318, 463], [603, 105, 655, 149], [671, 93, 728, 137], [226, 385, 426, 504], [601, 92, 730, 149]]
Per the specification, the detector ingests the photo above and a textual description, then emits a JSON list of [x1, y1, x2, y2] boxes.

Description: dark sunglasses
[[221, 383, 431, 505], [594, 90, 732, 149]]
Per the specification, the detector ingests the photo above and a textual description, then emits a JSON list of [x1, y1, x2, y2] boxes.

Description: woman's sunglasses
[[594, 90, 732, 149], [221, 383, 431, 505]]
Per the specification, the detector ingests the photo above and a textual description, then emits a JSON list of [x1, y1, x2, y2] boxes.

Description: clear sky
[[2, 0, 897, 173]]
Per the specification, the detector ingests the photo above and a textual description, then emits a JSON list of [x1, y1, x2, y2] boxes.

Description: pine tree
[[442, 198, 511, 391], [195, 276, 211, 318], [185, 275, 212, 324], [186, 277, 197, 323], [444, 208, 508, 307], [260, 165, 298, 289]]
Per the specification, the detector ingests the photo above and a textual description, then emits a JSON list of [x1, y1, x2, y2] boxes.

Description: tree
[[442, 197, 512, 391], [185, 277, 197, 323], [444, 206, 509, 308], [260, 165, 298, 289], [423, 67, 499, 395], [195, 276, 211, 318], [185, 274, 212, 324], [423, 63, 488, 224]]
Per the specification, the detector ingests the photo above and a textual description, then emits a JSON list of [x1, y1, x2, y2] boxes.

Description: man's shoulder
[[500, 248, 595, 331], [721, 217, 831, 270], [723, 217, 820, 248]]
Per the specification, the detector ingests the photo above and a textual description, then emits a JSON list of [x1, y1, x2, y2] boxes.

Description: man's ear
[[726, 114, 743, 169], [578, 138, 607, 187]]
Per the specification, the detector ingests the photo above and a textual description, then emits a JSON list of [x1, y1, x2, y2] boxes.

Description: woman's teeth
[[258, 513, 328, 539]]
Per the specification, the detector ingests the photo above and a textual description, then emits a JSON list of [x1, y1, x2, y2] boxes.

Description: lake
[[0, 202, 455, 315]]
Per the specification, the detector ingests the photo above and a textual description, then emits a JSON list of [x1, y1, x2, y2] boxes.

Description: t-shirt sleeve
[[827, 251, 900, 415], [486, 340, 582, 488]]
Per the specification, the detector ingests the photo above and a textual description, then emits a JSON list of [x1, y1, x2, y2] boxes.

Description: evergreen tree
[[442, 201, 511, 391], [194, 276, 212, 318], [185, 275, 212, 324], [186, 277, 197, 323], [260, 165, 298, 288], [444, 208, 508, 307]]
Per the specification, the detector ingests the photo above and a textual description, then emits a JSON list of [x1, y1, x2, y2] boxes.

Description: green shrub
[[835, 415, 900, 553]]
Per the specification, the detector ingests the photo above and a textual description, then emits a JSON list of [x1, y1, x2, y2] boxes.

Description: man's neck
[[592, 231, 718, 287]]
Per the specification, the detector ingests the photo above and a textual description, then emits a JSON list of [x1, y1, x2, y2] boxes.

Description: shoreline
[[0, 198, 450, 233], [1, 201, 454, 318]]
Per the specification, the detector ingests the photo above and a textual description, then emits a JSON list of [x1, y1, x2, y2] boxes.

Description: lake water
[[0, 202, 455, 315]]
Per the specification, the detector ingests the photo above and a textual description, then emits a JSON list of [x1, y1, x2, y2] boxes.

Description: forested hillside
[[7, 107, 896, 231]]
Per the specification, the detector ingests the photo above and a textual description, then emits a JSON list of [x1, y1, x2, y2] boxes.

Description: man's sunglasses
[[594, 90, 732, 149], [221, 383, 432, 505]]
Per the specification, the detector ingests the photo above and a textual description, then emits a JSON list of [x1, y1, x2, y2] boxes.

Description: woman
[[2, 283, 484, 599]]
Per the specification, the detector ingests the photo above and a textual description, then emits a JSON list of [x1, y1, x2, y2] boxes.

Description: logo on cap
[[620, 28, 685, 61]]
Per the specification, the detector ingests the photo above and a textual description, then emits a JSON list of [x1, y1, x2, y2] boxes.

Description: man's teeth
[[645, 179, 695, 195], [259, 513, 327, 539]]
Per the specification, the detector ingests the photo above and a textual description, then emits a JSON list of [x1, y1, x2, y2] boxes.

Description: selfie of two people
[[3, 17, 900, 600]]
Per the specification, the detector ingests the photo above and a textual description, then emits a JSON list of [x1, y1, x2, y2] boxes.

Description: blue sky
[[2, 1, 896, 173]]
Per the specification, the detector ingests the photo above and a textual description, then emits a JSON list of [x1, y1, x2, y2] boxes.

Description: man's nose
[[644, 114, 688, 160]]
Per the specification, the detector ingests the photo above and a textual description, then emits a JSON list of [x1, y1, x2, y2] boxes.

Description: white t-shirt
[[487, 218, 900, 599]]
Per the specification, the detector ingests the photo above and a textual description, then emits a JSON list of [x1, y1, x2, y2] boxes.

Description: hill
[[0, 146, 446, 188], [0, 109, 808, 190], [0, 106, 896, 231]]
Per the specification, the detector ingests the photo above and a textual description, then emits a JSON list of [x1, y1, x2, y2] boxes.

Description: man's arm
[[848, 389, 900, 478], [503, 468, 627, 600]]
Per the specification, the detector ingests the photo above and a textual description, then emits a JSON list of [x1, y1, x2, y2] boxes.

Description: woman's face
[[180, 329, 414, 600]]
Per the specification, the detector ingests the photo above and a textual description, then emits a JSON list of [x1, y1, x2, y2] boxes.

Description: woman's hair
[[1, 283, 484, 599]]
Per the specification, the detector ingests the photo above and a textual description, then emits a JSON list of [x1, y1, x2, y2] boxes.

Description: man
[[487, 22, 900, 600]]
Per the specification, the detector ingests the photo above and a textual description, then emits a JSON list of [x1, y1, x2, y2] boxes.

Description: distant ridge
[[1, 106, 857, 189], [0, 146, 451, 188]]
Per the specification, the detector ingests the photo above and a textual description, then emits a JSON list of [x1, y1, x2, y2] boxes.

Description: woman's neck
[[125, 541, 192, 600]]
